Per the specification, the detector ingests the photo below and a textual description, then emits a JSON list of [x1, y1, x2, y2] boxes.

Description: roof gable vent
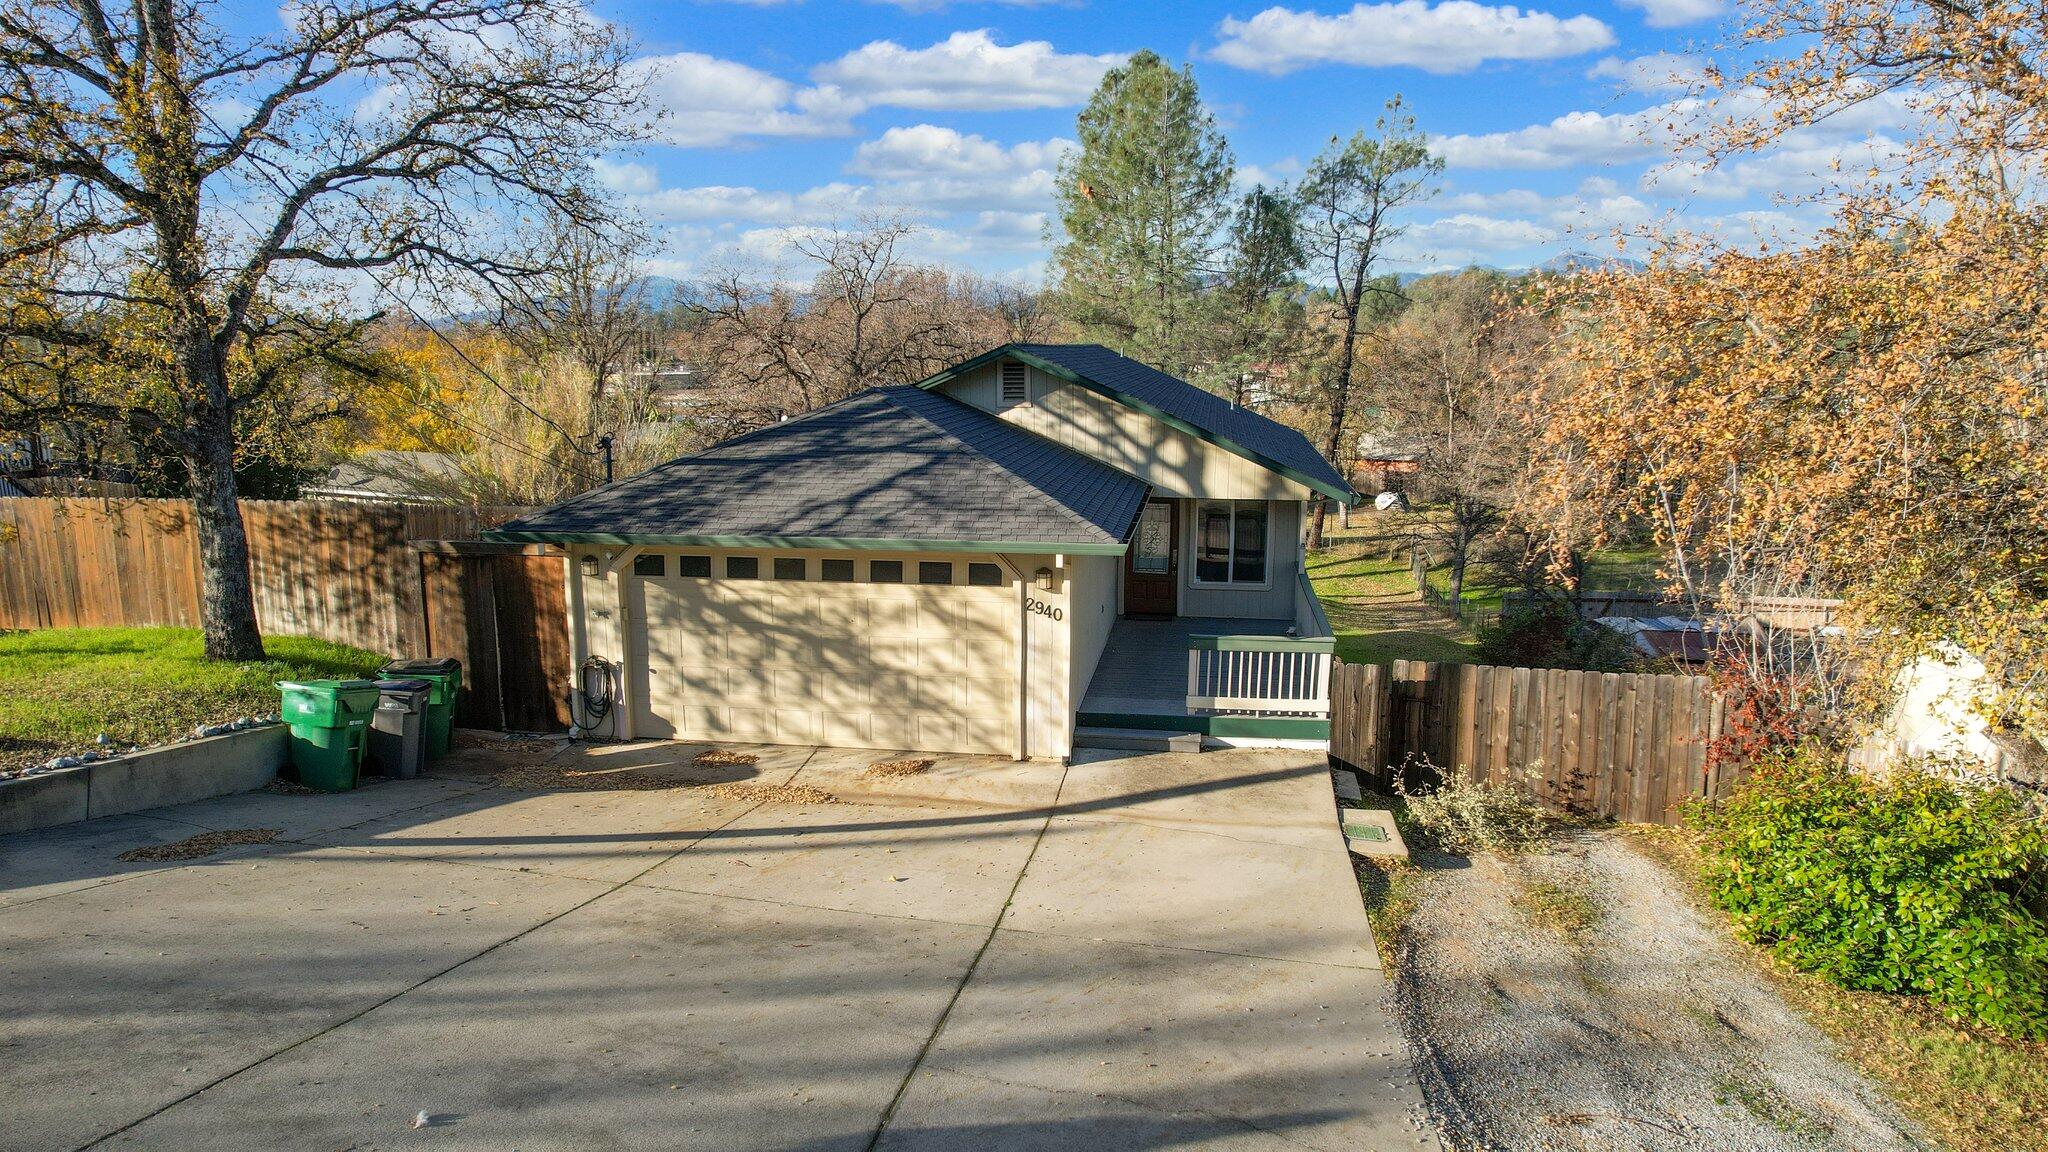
[[999, 362, 1029, 407]]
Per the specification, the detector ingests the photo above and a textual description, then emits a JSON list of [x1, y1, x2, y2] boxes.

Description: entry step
[[1073, 726, 1205, 754]]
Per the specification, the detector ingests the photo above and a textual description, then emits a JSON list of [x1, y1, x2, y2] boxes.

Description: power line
[[175, 74, 607, 476]]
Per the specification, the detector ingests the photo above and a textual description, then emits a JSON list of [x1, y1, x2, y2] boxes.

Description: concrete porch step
[[1072, 726, 1205, 754]]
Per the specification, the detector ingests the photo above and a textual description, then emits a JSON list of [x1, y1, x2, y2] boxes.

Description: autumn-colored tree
[[1537, 210, 2048, 738], [1371, 269, 1552, 607]]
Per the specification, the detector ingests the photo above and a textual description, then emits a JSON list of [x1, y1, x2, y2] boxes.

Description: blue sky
[[542, 1, 1907, 279]]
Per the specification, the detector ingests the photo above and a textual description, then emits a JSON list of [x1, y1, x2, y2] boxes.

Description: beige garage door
[[631, 569, 1018, 754]]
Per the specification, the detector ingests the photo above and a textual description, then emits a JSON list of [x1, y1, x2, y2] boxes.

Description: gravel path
[[1390, 828, 1929, 1152]]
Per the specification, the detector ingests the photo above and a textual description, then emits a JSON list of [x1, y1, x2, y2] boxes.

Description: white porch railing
[[1184, 572, 1335, 717]]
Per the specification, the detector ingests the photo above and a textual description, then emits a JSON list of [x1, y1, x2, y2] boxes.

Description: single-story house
[[488, 344, 1354, 760]]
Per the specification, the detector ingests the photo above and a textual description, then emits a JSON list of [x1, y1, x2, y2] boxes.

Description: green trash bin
[[377, 658, 462, 759], [277, 679, 382, 792]]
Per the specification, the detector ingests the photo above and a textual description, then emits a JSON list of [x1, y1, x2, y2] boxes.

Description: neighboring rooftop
[[490, 385, 1150, 552], [307, 450, 464, 502], [921, 343, 1354, 501]]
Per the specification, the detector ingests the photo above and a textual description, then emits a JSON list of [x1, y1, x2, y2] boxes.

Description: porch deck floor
[[1079, 616, 1295, 718]]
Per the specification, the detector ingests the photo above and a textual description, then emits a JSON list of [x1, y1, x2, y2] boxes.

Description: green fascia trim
[[1076, 711, 1331, 740], [915, 345, 1356, 504], [1188, 634, 1337, 654], [482, 530, 1127, 556]]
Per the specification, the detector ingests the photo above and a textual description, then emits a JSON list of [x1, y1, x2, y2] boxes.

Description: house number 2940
[[1026, 597, 1063, 621]]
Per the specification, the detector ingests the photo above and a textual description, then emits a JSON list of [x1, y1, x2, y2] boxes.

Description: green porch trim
[[914, 345, 1355, 504], [483, 529, 1128, 556], [1076, 711, 1331, 740], [1187, 634, 1337, 654]]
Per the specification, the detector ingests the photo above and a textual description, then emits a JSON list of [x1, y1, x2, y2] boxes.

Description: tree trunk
[[181, 345, 265, 661]]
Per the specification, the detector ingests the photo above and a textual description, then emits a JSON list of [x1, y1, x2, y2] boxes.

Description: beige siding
[[628, 553, 1018, 754], [565, 547, 1087, 758], [1065, 553, 1118, 716], [938, 362, 1313, 501], [1177, 499, 1303, 619]]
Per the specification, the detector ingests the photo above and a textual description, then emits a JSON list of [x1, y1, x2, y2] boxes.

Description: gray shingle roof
[[964, 344, 1353, 500], [491, 386, 1148, 551]]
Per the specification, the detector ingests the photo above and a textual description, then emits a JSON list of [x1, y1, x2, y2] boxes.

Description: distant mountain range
[[1396, 252, 1649, 285]]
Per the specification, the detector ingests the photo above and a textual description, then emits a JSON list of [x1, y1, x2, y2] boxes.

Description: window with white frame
[[1192, 501, 1269, 585]]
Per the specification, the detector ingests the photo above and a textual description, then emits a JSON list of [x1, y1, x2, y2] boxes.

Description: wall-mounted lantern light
[[579, 553, 601, 577], [1034, 566, 1054, 591]]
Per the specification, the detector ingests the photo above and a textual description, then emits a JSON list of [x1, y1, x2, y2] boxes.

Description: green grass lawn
[[0, 627, 387, 772], [1308, 520, 1673, 666], [1305, 547, 1482, 665]]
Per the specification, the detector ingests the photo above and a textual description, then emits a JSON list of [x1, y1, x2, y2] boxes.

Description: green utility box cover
[[1342, 822, 1390, 843]]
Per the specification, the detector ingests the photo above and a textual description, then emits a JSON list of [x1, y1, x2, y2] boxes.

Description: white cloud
[[1586, 52, 1709, 94], [1210, 1, 1615, 75], [844, 124, 1073, 212], [1435, 107, 1663, 169], [591, 157, 659, 194], [1235, 157, 1303, 190], [630, 183, 871, 225], [1616, 0, 1727, 27], [631, 51, 852, 147], [813, 30, 1124, 111], [849, 124, 1070, 180]]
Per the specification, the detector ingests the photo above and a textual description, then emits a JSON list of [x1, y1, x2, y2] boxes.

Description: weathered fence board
[[1329, 659, 1730, 826], [0, 498, 570, 732]]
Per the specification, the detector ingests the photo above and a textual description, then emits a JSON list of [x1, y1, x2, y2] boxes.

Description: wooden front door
[[1122, 500, 1177, 617]]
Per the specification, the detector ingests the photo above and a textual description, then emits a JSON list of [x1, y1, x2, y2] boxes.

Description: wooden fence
[[1329, 659, 1731, 826], [0, 498, 571, 732]]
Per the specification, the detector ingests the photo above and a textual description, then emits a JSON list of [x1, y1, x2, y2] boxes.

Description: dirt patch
[[694, 749, 760, 767], [705, 782, 837, 805], [863, 757, 934, 779], [1390, 828, 1926, 1151], [118, 828, 280, 862]]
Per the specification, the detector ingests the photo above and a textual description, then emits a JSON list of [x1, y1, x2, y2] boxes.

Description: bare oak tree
[[0, 0, 640, 658], [686, 219, 1010, 433]]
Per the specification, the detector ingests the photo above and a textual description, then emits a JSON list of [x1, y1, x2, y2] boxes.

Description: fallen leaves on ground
[[864, 758, 934, 779], [493, 764, 679, 791], [119, 828, 280, 862], [694, 749, 760, 767], [705, 783, 837, 805]]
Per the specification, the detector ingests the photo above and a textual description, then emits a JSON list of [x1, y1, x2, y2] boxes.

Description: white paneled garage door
[[629, 563, 1018, 753]]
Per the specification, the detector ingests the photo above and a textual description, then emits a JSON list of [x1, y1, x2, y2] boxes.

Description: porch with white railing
[[1075, 573, 1336, 741]]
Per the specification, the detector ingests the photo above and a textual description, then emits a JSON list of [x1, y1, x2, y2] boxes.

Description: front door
[[1122, 500, 1177, 617]]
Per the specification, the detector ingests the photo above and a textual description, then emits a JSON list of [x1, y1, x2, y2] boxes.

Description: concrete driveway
[[0, 740, 1438, 1151]]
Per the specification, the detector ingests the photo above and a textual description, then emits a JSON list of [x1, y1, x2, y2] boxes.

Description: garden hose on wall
[[568, 655, 618, 739]]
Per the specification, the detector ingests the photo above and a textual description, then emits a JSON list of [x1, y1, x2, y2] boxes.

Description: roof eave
[[482, 528, 1127, 556], [915, 345, 1356, 503]]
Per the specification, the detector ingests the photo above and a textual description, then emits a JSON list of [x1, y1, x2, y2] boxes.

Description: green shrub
[[1692, 745, 2048, 1039], [1394, 753, 1548, 855]]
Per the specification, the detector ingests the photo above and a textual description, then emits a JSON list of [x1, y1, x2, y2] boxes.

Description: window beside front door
[[1192, 500, 1269, 586]]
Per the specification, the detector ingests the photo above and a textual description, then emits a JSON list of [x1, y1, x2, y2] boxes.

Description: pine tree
[[1051, 51, 1234, 377]]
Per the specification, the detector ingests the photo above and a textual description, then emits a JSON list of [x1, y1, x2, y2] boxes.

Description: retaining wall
[[0, 726, 287, 836]]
